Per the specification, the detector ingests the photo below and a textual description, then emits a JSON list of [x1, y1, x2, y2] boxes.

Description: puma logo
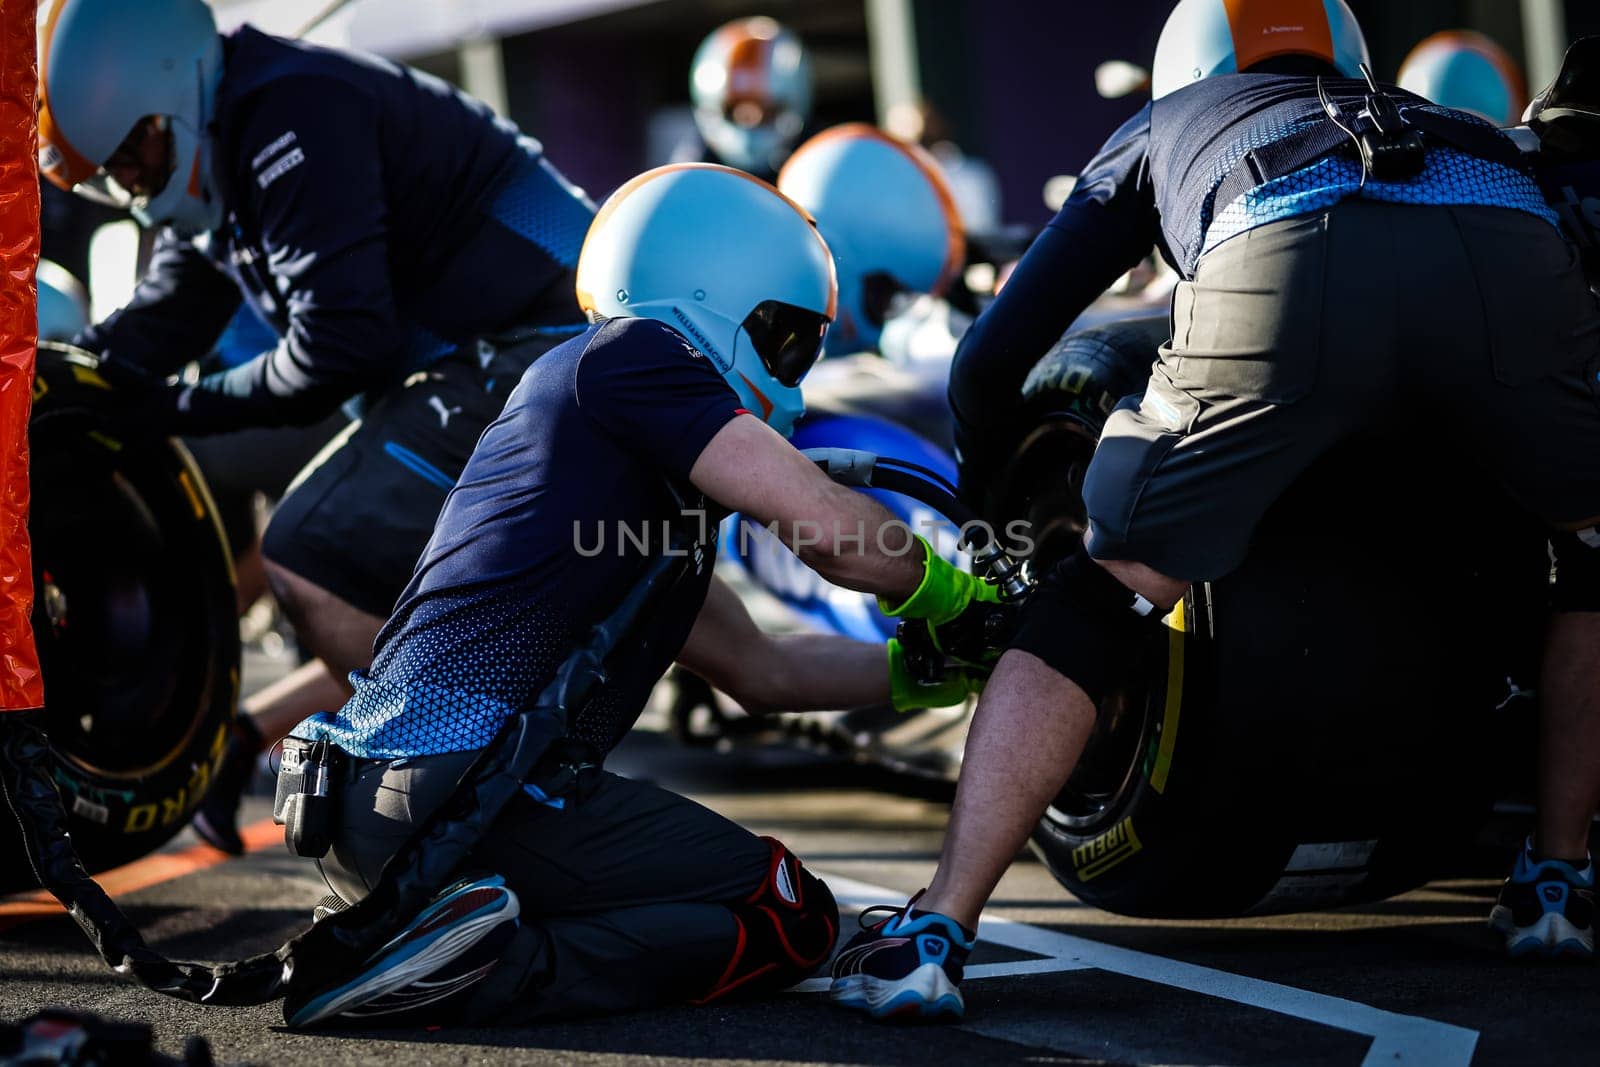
[[429, 396, 463, 428]]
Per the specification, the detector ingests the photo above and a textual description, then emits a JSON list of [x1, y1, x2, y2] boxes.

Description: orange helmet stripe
[[1224, 0, 1337, 75], [724, 32, 774, 108], [36, 0, 100, 189]]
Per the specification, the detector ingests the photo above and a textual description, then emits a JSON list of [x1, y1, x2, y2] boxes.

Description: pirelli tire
[[2, 343, 239, 887], [1015, 343, 1547, 917]]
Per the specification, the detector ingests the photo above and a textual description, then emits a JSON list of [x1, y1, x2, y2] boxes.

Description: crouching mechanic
[[37, 0, 598, 852], [277, 164, 1001, 1027], [829, 0, 1600, 1021]]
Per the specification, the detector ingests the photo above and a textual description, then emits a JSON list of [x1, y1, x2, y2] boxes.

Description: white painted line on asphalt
[[808, 873, 1480, 1067]]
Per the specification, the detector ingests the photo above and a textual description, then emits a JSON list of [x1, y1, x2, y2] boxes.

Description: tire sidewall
[[25, 345, 239, 875]]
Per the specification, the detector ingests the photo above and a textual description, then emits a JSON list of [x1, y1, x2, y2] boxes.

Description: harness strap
[[1211, 104, 1532, 220]]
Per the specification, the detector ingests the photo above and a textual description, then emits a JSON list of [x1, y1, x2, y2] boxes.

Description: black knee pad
[[693, 838, 839, 1004], [1552, 530, 1600, 612], [1008, 545, 1165, 705]]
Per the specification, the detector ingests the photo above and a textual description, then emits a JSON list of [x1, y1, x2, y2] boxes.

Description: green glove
[[888, 638, 983, 712], [878, 536, 1000, 624]]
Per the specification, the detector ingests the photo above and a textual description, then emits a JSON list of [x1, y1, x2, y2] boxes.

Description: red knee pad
[[693, 837, 839, 1004]]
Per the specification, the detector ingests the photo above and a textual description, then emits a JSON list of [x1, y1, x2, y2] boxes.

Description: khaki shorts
[[1083, 199, 1600, 579]]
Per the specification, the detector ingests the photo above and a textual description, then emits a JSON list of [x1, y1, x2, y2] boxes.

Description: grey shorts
[[1083, 199, 1600, 579]]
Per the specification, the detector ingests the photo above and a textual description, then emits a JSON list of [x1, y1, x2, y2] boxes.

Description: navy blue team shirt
[[76, 26, 595, 432], [291, 317, 747, 760], [948, 73, 1565, 474]]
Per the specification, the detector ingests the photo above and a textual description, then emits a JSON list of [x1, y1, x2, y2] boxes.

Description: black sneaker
[[191, 718, 262, 855], [829, 893, 974, 1020], [1489, 840, 1595, 960], [285, 875, 519, 1028]]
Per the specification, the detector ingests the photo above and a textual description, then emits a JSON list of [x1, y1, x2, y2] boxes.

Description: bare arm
[[676, 576, 889, 714], [689, 415, 925, 603]]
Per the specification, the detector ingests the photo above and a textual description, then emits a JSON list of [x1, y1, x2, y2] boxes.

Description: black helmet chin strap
[[0, 542, 696, 1015]]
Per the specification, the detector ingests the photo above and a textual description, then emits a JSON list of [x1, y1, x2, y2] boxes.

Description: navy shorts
[[262, 329, 574, 616]]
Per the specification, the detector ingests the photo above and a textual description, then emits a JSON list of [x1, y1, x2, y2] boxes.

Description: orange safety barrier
[[0, 0, 44, 711]]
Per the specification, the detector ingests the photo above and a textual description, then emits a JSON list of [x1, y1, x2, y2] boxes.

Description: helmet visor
[[74, 117, 175, 211], [742, 299, 830, 387]]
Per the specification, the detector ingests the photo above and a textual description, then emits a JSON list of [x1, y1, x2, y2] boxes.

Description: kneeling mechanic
[[279, 164, 1002, 1027]]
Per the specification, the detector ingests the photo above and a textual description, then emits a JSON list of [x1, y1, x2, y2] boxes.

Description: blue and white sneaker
[[286, 875, 520, 1027], [829, 893, 975, 1020], [1489, 841, 1595, 960]]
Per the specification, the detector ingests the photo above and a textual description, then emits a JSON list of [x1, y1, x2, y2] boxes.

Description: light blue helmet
[[690, 17, 813, 175], [576, 165, 837, 438], [1398, 31, 1527, 128], [1152, 0, 1370, 100], [36, 261, 88, 343], [39, 0, 225, 236], [779, 125, 965, 356]]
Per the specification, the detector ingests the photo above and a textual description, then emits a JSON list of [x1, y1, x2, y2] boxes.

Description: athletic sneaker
[[285, 875, 520, 1027], [1489, 840, 1595, 960], [830, 893, 975, 1020]]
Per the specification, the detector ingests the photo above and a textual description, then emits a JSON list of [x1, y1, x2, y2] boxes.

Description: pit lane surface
[[2, 726, 1593, 1067]]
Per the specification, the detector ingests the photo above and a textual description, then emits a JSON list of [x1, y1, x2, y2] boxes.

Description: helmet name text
[[671, 307, 727, 370]]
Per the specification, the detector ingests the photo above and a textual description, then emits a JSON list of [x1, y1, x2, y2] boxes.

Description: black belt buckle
[[1320, 67, 1428, 184], [1358, 91, 1426, 182], [274, 737, 340, 859], [1358, 126, 1426, 181]]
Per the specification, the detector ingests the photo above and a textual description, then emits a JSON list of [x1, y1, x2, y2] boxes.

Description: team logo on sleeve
[[252, 130, 305, 191]]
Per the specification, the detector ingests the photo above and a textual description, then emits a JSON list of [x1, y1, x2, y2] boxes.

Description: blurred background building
[[53, 0, 1600, 312]]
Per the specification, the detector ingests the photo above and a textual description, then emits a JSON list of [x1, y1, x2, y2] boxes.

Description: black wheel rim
[[30, 425, 215, 779]]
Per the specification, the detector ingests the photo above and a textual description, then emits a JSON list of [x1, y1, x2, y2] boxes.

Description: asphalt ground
[[2, 715, 1597, 1067]]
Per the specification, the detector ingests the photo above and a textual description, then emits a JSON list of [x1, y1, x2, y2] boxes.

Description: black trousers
[[320, 749, 776, 1020]]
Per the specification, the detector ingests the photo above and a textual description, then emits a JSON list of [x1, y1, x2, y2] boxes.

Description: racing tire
[[0, 344, 239, 889], [1011, 330, 1547, 917]]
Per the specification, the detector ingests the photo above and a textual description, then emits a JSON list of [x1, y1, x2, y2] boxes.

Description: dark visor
[[741, 299, 830, 387]]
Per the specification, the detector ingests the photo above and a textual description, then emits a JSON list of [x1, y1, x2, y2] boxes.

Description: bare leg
[[240, 660, 355, 747], [919, 649, 1096, 928], [919, 553, 1186, 928], [1537, 611, 1600, 860], [195, 562, 384, 851], [263, 560, 386, 679], [238, 559, 384, 747], [234, 538, 268, 617]]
